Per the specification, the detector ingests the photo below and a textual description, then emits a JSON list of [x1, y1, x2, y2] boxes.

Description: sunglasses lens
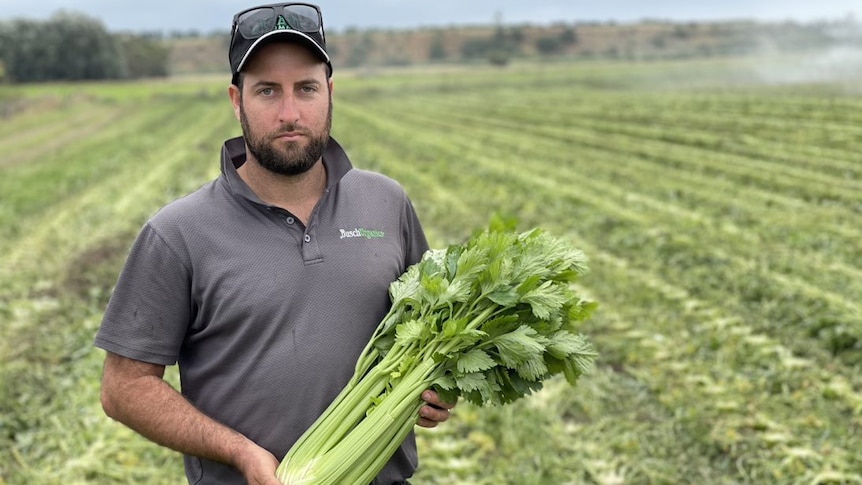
[[283, 5, 320, 31], [237, 8, 277, 38], [237, 4, 320, 39]]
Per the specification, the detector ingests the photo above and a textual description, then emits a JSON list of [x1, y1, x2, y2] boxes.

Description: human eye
[[297, 82, 320, 96], [257, 86, 275, 96]]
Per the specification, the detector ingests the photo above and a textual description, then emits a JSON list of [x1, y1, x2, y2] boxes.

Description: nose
[[278, 95, 300, 124]]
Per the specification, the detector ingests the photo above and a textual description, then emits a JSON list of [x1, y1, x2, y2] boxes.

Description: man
[[95, 3, 452, 484]]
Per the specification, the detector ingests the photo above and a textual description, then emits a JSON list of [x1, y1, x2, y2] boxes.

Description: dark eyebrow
[[296, 78, 323, 88], [250, 80, 279, 90]]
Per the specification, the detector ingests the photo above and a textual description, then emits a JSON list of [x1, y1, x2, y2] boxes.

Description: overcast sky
[[0, 0, 859, 33]]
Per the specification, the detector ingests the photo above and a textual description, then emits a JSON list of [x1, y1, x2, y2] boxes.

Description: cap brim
[[235, 30, 331, 74]]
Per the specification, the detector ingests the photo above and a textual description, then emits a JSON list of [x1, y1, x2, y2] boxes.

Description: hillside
[[165, 19, 860, 75]]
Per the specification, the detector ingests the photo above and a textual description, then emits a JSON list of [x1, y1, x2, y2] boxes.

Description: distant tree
[[460, 37, 494, 59], [325, 42, 338, 59], [382, 55, 411, 67], [344, 32, 373, 67], [487, 49, 510, 67], [0, 11, 124, 82], [560, 27, 578, 45], [672, 24, 692, 39], [461, 29, 515, 66], [428, 33, 447, 61], [509, 27, 525, 45], [536, 36, 563, 55], [117, 35, 170, 78], [48, 12, 125, 79], [0, 18, 54, 82], [168, 29, 201, 39], [493, 25, 507, 45], [492, 25, 520, 55], [0, 23, 13, 80], [138, 30, 165, 40]]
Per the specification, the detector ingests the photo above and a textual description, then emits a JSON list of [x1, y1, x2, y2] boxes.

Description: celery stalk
[[276, 223, 598, 484]]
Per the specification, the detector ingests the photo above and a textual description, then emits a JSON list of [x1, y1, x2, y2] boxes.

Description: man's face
[[230, 42, 333, 176]]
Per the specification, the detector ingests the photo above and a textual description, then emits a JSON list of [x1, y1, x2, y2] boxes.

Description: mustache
[[272, 122, 307, 136]]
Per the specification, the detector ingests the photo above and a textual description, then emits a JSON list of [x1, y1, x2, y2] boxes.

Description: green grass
[[1, 57, 860, 484]]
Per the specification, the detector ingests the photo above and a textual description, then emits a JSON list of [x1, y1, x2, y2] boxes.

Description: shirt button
[[286, 217, 295, 225], [304, 234, 311, 243]]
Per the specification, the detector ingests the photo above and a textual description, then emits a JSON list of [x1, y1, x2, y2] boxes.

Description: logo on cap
[[275, 15, 288, 30]]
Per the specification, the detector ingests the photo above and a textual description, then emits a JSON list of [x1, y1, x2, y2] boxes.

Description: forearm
[[103, 374, 250, 464], [99, 353, 271, 477]]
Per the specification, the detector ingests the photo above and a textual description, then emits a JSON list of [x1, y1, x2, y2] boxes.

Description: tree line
[[0, 11, 169, 83]]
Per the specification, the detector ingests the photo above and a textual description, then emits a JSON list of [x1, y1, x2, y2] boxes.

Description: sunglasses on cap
[[228, 2, 331, 81], [231, 2, 325, 42]]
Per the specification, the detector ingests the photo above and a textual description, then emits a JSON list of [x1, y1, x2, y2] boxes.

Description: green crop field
[[1, 57, 860, 484]]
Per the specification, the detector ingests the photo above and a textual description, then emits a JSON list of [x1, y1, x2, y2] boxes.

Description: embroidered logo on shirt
[[339, 228, 385, 239]]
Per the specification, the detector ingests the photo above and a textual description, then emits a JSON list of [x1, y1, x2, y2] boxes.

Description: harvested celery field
[[1, 58, 860, 484]]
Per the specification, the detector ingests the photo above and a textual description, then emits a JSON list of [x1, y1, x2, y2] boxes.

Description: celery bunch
[[276, 224, 598, 484]]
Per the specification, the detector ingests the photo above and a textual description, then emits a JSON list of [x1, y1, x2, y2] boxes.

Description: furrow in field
[[332, 108, 473, 245], [339, 103, 861, 362], [354, 92, 859, 242], [382, 93, 862, 195], [361, 97, 862, 266], [411, 108, 862, 345], [0, 101, 123, 168], [368, 97, 862, 248], [393, 85, 862, 133], [340, 95, 862, 476], [0, 99, 234, 295], [564, 117, 861, 192], [564, 115, 862, 181], [0, 94, 90, 138], [386, 90, 862, 185], [579, 243, 862, 479], [420, 90, 857, 184], [0, 94, 236, 485], [0, 97, 216, 241]]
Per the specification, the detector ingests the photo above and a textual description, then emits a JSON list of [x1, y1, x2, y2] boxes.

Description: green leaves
[[395, 319, 427, 345], [546, 331, 593, 360], [456, 349, 496, 374], [520, 280, 572, 320], [369, 224, 598, 410], [454, 372, 487, 393], [378, 224, 599, 407], [494, 326, 547, 368]]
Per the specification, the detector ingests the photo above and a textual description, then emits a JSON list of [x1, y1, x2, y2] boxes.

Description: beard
[[239, 95, 332, 176]]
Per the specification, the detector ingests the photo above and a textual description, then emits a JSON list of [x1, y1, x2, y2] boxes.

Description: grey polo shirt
[[95, 136, 428, 484]]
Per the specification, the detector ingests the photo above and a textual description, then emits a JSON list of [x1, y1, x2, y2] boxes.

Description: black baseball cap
[[229, 3, 332, 83]]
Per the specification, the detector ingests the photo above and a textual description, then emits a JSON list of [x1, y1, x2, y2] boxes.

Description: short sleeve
[[94, 222, 193, 365]]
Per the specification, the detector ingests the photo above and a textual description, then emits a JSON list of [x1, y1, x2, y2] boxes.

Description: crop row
[[370, 90, 862, 198], [0, 89, 236, 483], [332, 79, 862, 482], [337, 94, 861, 362], [338, 91, 861, 306], [2, 61, 860, 483]]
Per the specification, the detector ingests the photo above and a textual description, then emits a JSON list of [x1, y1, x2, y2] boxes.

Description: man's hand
[[417, 389, 456, 428], [234, 440, 281, 485]]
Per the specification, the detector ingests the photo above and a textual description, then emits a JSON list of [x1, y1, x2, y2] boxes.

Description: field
[[1, 57, 861, 484]]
